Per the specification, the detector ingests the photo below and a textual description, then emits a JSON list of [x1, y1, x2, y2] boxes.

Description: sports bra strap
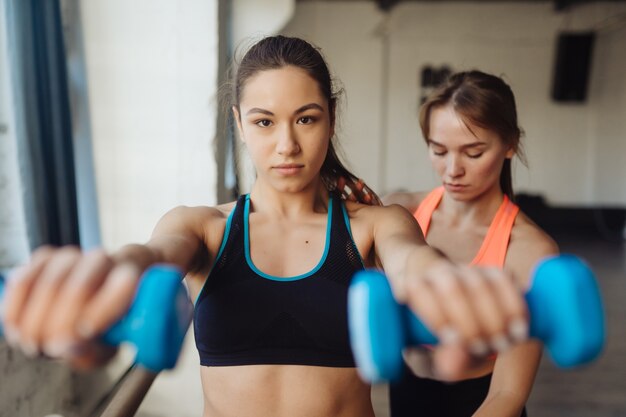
[[413, 188, 519, 268], [413, 187, 445, 236]]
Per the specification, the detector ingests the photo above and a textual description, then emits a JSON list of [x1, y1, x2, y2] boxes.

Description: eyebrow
[[427, 139, 487, 149], [245, 103, 325, 117]]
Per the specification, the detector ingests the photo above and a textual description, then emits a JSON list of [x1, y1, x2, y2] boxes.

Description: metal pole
[[97, 366, 158, 417]]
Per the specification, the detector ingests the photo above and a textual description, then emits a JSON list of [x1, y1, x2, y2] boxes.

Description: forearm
[[385, 244, 448, 302], [405, 244, 448, 274], [112, 243, 163, 272], [112, 236, 201, 275]]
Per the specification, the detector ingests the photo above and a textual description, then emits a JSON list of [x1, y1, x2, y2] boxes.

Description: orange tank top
[[413, 187, 519, 267]]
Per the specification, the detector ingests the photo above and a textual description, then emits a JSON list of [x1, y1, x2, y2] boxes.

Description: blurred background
[[0, 0, 624, 416]]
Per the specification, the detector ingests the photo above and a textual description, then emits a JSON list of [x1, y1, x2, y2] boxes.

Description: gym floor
[[137, 232, 625, 417]]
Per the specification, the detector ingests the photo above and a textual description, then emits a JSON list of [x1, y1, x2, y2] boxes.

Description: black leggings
[[389, 367, 528, 417]]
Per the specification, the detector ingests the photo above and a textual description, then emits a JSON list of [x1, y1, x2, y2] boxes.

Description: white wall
[[232, 0, 295, 47], [590, 21, 626, 205], [282, 1, 626, 206], [80, 0, 220, 251], [79, 2, 220, 416]]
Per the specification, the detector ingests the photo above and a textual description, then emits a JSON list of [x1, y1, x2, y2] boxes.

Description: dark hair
[[232, 35, 380, 205], [419, 70, 526, 200]]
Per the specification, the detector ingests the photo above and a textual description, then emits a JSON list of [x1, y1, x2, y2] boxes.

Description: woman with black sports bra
[[3, 38, 531, 417]]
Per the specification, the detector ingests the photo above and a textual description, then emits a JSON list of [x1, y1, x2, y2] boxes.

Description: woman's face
[[233, 66, 333, 194], [427, 104, 514, 201]]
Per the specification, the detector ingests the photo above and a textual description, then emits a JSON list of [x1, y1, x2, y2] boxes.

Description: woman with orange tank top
[[384, 71, 559, 417]]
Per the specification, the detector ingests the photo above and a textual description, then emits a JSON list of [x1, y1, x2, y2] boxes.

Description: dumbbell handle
[[0, 265, 193, 372], [348, 255, 606, 382]]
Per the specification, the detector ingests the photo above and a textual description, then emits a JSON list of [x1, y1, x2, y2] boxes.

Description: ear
[[505, 146, 515, 159], [232, 106, 245, 142]]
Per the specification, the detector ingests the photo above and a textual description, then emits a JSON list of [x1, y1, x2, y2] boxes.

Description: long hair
[[419, 70, 526, 200], [231, 35, 380, 205]]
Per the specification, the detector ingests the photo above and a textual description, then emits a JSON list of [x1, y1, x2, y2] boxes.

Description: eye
[[467, 153, 484, 159], [255, 119, 272, 128], [431, 149, 447, 156], [297, 116, 315, 125]]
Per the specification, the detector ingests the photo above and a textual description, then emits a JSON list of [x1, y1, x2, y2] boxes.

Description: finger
[[43, 249, 113, 356], [3, 246, 56, 344], [404, 272, 456, 342], [459, 267, 508, 354], [484, 268, 528, 343], [18, 247, 82, 355], [77, 263, 142, 340], [336, 176, 346, 192], [369, 194, 383, 207], [426, 266, 482, 345]]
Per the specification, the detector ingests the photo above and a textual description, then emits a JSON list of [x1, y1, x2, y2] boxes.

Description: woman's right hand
[[1, 245, 143, 369], [402, 261, 529, 380]]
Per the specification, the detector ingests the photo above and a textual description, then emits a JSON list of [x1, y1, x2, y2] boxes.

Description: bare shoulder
[[507, 210, 559, 287], [381, 191, 429, 213], [344, 200, 420, 230], [152, 201, 237, 248], [160, 201, 235, 228], [510, 211, 559, 255]]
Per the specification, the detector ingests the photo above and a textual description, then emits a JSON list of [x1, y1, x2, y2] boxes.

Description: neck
[[439, 185, 506, 228], [249, 179, 329, 218]]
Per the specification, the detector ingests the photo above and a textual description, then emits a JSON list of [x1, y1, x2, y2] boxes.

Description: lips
[[274, 163, 303, 169], [273, 163, 304, 175], [445, 183, 468, 191]]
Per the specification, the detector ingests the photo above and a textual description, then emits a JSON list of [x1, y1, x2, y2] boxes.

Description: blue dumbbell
[[0, 265, 193, 372], [348, 254, 606, 383]]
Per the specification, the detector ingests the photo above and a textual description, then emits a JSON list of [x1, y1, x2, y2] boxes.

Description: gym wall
[[79, 0, 220, 252], [282, 1, 626, 207]]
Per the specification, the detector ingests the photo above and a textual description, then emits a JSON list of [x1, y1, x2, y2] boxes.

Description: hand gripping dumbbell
[[348, 254, 606, 383], [0, 265, 193, 372]]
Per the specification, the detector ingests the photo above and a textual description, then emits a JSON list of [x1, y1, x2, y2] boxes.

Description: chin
[[447, 189, 480, 202], [273, 181, 313, 194]]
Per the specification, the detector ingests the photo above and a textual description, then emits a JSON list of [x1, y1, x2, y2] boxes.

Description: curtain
[[5, 0, 80, 247]]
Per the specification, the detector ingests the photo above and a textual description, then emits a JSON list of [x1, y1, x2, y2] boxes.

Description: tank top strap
[[471, 195, 520, 267], [210, 194, 247, 263], [227, 194, 248, 244], [413, 187, 445, 236]]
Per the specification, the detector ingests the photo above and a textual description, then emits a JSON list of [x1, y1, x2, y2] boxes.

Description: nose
[[276, 124, 300, 156], [446, 154, 465, 179]]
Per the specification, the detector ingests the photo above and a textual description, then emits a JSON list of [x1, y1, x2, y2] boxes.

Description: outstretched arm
[[370, 204, 529, 379], [2, 205, 223, 368]]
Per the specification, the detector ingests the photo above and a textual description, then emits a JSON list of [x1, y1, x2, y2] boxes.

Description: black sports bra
[[193, 193, 364, 367]]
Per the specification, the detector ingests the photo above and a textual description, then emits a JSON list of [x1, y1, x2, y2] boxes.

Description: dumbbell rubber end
[[105, 265, 193, 372], [528, 255, 605, 368], [348, 270, 406, 383]]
